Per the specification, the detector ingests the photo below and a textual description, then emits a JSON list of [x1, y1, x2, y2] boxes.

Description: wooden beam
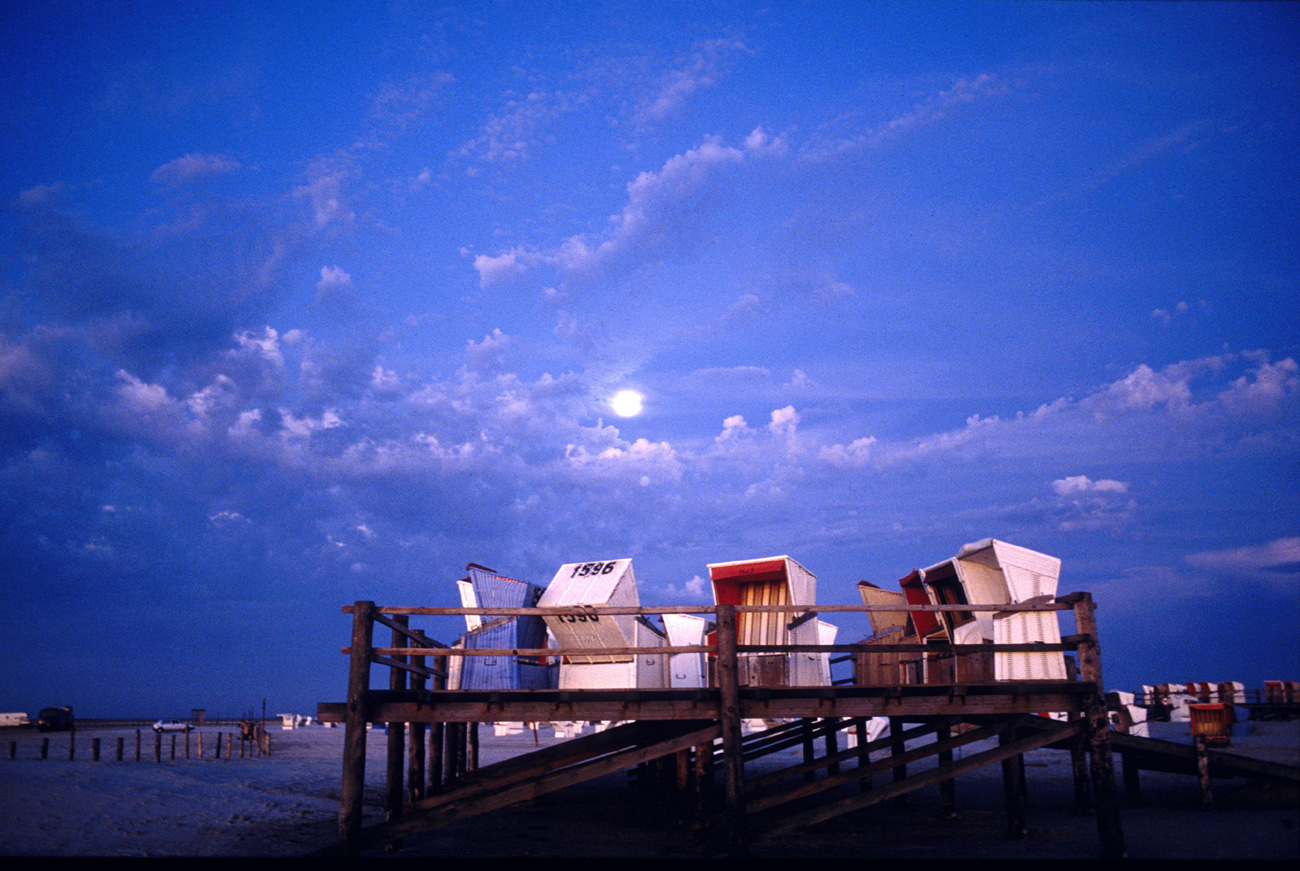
[[756, 717, 1081, 838], [338, 600, 374, 855]]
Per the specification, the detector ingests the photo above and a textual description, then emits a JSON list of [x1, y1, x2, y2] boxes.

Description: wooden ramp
[[315, 718, 721, 855], [1110, 730, 1300, 784], [740, 715, 1082, 841]]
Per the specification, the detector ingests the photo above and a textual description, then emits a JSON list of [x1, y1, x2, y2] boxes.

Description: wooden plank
[[1111, 732, 1300, 784], [747, 719, 1018, 815], [746, 721, 942, 793], [757, 718, 1081, 837], [352, 720, 722, 850]]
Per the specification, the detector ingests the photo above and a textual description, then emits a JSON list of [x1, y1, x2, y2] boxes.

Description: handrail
[[345, 601, 1074, 616], [339, 596, 1091, 667]]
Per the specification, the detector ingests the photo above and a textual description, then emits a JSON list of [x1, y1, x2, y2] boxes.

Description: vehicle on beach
[[151, 719, 193, 733], [36, 706, 74, 732]]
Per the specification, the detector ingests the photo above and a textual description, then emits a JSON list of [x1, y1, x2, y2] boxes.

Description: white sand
[[1, 720, 1296, 858]]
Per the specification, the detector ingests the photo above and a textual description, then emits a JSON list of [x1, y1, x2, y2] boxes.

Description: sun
[[610, 389, 644, 417]]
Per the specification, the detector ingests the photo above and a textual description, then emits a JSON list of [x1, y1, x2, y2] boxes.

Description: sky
[[1, 1, 1297, 719]]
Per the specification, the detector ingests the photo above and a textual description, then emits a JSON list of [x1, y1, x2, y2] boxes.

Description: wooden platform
[[316, 595, 1128, 857]]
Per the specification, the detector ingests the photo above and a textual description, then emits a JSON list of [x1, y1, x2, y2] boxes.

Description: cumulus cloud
[[819, 436, 877, 468]]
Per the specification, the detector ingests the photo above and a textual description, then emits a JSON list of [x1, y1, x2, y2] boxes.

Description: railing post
[[716, 603, 746, 856], [408, 629, 428, 805], [384, 614, 408, 852], [429, 646, 446, 796], [339, 600, 375, 855], [1073, 593, 1126, 859]]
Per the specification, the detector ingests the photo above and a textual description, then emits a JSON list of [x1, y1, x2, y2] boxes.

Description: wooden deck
[[315, 595, 1127, 857]]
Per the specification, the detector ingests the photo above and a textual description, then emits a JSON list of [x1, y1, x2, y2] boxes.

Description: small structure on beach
[[539, 558, 668, 689]]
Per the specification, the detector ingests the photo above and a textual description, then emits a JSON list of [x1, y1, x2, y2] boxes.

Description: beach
[[1, 719, 1296, 858]]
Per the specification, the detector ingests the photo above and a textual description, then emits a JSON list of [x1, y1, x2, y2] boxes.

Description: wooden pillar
[[1121, 750, 1142, 805], [825, 719, 840, 776], [116, 737, 124, 762], [889, 717, 908, 805], [469, 721, 479, 773], [716, 603, 747, 856], [1000, 727, 1029, 838], [1072, 593, 1126, 859], [854, 717, 871, 792], [154, 730, 162, 763], [408, 629, 428, 804], [1195, 735, 1213, 808], [339, 600, 375, 855], [428, 648, 446, 796], [801, 719, 816, 782], [92, 737, 101, 761], [385, 615, 408, 852], [937, 720, 956, 818]]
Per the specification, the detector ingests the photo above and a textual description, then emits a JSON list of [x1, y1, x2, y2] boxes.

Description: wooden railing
[[339, 592, 1103, 690]]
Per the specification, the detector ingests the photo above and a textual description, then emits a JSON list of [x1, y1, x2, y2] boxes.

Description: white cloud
[[768, 405, 800, 439], [317, 265, 352, 291], [1185, 537, 1300, 590], [1051, 475, 1128, 496], [475, 135, 749, 286], [819, 436, 877, 469], [150, 153, 241, 187]]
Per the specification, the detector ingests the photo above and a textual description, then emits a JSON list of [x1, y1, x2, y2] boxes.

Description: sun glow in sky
[[611, 390, 645, 418], [0, 1, 1296, 718]]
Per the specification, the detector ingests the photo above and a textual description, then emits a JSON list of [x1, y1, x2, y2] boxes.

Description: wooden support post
[[154, 730, 162, 763], [408, 629, 428, 805], [339, 600, 375, 855], [1000, 727, 1029, 839], [716, 603, 747, 856], [428, 648, 445, 796], [854, 717, 871, 792], [171, 734, 176, 761], [92, 737, 100, 761], [825, 719, 840, 776], [68, 728, 75, 761], [469, 721, 479, 773], [136, 730, 142, 761], [1070, 715, 1094, 814], [801, 719, 816, 782], [937, 721, 956, 819], [1072, 593, 1126, 859], [385, 615, 408, 852], [116, 737, 124, 762], [1195, 735, 1213, 808], [40, 738, 48, 760], [692, 740, 712, 828], [1122, 750, 1142, 805], [889, 717, 908, 806]]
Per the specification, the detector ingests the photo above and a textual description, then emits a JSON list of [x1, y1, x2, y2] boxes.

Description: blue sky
[[1, 1, 1296, 718]]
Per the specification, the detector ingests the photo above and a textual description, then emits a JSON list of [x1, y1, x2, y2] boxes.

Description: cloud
[[474, 133, 754, 287], [1185, 538, 1300, 592], [636, 37, 751, 126], [819, 436, 877, 469], [150, 153, 241, 187], [805, 73, 1006, 161], [1048, 476, 1135, 532]]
